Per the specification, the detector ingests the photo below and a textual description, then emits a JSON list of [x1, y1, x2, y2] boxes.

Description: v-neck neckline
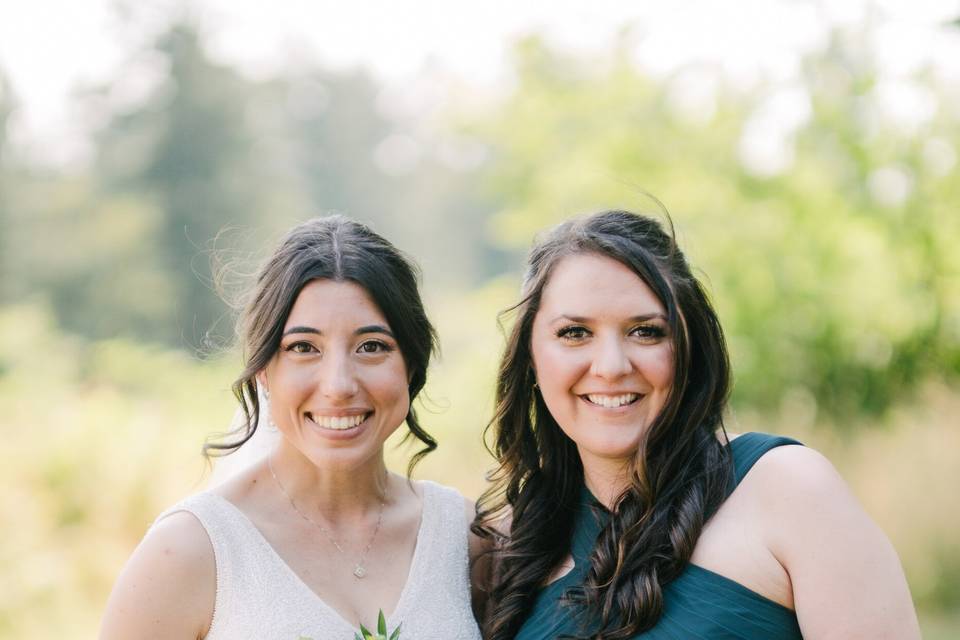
[[207, 481, 434, 633]]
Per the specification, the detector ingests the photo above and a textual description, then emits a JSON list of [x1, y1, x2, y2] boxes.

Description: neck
[[267, 441, 391, 522], [580, 451, 633, 509]]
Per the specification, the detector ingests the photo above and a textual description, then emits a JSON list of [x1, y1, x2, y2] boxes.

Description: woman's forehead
[[537, 253, 665, 320], [284, 279, 390, 330]]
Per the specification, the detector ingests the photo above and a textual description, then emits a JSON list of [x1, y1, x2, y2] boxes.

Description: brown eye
[[358, 340, 392, 354], [630, 325, 667, 340], [286, 341, 318, 354], [556, 325, 590, 341]]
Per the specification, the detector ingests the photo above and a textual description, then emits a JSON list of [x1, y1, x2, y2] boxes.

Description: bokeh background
[[1, 1, 958, 637]]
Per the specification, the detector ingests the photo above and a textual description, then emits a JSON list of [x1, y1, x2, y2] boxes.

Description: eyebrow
[[281, 325, 395, 338], [549, 313, 667, 324], [355, 324, 395, 338], [282, 326, 320, 337]]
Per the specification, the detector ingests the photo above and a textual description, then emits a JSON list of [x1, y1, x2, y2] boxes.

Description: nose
[[318, 351, 359, 399], [590, 334, 633, 380]]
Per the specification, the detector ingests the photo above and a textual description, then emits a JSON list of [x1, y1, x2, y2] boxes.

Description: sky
[[1, 0, 958, 166]]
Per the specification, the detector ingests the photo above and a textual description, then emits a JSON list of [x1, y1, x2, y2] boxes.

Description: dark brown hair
[[474, 209, 733, 639], [205, 215, 439, 474]]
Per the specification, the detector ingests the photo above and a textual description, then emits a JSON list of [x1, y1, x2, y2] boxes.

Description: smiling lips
[[583, 393, 640, 408], [305, 412, 372, 430]]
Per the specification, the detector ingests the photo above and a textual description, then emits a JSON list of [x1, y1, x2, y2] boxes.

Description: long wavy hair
[[205, 215, 439, 475], [474, 209, 733, 639]]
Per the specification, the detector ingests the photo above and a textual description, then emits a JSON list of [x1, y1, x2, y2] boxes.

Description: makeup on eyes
[[553, 322, 668, 341], [282, 337, 396, 355]]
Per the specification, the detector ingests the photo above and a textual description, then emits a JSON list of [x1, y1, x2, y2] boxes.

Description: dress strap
[[728, 432, 803, 490]]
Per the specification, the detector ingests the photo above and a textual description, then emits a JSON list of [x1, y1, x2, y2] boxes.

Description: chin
[[302, 445, 378, 469], [579, 440, 643, 465]]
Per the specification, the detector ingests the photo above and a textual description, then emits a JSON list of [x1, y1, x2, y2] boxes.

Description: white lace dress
[[156, 480, 482, 640]]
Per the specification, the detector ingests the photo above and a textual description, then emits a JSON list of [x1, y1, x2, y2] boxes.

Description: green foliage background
[[0, 18, 958, 639]]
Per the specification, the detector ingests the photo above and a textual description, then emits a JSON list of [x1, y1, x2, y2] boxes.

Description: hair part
[[205, 215, 439, 475], [474, 209, 733, 639]]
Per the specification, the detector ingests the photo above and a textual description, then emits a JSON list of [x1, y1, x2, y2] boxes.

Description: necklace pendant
[[353, 565, 367, 579]]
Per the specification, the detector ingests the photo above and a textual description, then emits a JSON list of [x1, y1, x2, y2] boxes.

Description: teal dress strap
[[727, 432, 803, 490]]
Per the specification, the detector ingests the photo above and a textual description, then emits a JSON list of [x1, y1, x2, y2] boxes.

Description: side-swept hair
[[475, 209, 732, 639]]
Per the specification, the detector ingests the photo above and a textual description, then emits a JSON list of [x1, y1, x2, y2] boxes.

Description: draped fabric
[[515, 433, 805, 639]]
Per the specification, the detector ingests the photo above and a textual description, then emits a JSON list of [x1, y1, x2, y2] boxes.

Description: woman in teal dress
[[473, 210, 919, 639]]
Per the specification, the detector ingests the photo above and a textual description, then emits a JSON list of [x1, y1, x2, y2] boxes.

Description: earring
[[262, 387, 278, 432]]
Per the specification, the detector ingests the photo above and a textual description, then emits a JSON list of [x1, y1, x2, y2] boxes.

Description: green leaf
[[353, 608, 398, 640], [378, 610, 387, 635]]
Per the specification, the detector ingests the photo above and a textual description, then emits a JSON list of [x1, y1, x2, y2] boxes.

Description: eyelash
[[285, 341, 317, 354], [556, 325, 589, 340], [358, 340, 393, 354], [555, 325, 666, 341], [633, 325, 667, 339], [283, 340, 394, 354]]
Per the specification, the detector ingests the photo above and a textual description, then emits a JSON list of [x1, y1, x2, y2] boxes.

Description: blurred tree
[[2, 23, 502, 347], [386, 154, 505, 289], [282, 69, 395, 224], [90, 21, 501, 345], [472, 33, 960, 421], [0, 70, 10, 162], [280, 68, 502, 288], [0, 24, 250, 346], [2, 172, 176, 341], [95, 22, 267, 349], [0, 70, 12, 302]]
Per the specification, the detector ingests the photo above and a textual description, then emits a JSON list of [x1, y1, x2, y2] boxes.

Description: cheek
[[532, 341, 586, 405], [641, 344, 675, 396], [371, 363, 411, 414], [270, 361, 315, 397]]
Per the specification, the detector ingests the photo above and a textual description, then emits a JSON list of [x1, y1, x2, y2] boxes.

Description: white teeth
[[586, 393, 639, 408], [309, 413, 368, 430]]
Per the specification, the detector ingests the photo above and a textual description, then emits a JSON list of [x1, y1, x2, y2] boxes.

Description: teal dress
[[514, 432, 804, 639]]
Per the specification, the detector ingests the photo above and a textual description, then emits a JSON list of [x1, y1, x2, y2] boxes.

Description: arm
[[756, 446, 920, 640], [100, 511, 216, 640]]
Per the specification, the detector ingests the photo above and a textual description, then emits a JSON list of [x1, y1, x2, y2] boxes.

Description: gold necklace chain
[[267, 455, 385, 579]]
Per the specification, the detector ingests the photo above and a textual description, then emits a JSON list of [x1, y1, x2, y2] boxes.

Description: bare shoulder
[[144, 509, 217, 571], [750, 442, 842, 494], [744, 443, 921, 638], [100, 510, 215, 640], [743, 444, 865, 545]]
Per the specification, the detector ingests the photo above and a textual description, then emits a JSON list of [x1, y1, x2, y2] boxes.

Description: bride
[[100, 216, 483, 639]]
